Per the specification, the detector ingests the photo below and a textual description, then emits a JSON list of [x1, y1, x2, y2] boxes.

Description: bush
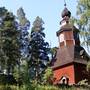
[[77, 79, 88, 85], [36, 85, 59, 90], [0, 85, 16, 90], [0, 74, 17, 85], [0, 84, 90, 90]]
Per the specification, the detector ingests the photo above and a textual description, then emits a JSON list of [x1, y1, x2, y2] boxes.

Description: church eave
[[56, 28, 72, 36]]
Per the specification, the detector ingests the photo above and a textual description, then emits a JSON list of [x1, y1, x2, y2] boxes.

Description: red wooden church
[[52, 6, 90, 85]]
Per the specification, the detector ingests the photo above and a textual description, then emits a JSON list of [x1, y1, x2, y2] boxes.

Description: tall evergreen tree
[[0, 7, 21, 74], [17, 7, 30, 57], [0, 7, 8, 72], [28, 16, 50, 82], [76, 0, 90, 50], [14, 7, 30, 85]]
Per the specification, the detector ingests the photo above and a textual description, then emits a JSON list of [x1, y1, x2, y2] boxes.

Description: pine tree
[[17, 7, 30, 57], [28, 16, 50, 83], [0, 7, 8, 72], [0, 7, 21, 75], [14, 7, 30, 85]]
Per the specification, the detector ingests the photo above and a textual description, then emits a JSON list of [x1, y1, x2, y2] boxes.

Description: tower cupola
[[61, 7, 71, 18]]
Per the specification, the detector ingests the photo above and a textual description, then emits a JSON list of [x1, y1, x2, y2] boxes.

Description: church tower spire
[[57, 4, 74, 48]]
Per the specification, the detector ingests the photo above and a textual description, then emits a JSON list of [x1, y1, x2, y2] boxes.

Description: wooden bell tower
[[57, 7, 74, 48], [52, 3, 90, 85]]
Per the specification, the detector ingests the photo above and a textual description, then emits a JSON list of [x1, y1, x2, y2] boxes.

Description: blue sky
[[0, 0, 77, 47]]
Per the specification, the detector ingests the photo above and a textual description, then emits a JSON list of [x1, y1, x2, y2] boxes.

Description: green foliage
[[50, 47, 57, 59], [17, 7, 30, 57], [78, 79, 88, 86], [36, 85, 59, 90], [76, 0, 90, 49], [13, 66, 20, 82], [17, 7, 28, 26], [0, 85, 16, 90], [43, 67, 53, 84], [70, 17, 77, 25], [19, 60, 30, 85], [0, 85, 90, 90], [0, 7, 21, 74], [28, 16, 50, 83], [87, 61, 90, 72]]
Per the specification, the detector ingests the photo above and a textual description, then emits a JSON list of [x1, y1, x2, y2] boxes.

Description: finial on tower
[[61, 0, 71, 18], [64, 0, 66, 7], [60, 0, 71, 24]]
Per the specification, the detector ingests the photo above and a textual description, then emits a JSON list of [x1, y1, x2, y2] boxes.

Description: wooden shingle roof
[[52, 45, 90, 69]]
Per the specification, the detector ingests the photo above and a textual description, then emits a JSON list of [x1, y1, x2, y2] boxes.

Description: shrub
[[36, 85, 59, 90]]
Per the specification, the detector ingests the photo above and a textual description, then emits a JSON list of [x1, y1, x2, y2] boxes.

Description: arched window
[[59, 76, 69, 85]]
